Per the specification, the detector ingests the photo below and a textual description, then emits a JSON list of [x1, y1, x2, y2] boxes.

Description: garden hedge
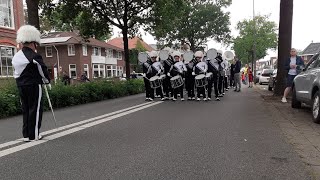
[[0, 79, 145, 119]]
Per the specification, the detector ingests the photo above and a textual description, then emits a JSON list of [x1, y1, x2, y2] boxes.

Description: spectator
[[80, 72, 90, 82], [62, 71, 70, 85]]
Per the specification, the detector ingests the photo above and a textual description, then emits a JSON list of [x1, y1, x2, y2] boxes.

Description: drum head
[[159, 50, 169, 60], [170, 75, 180, 80], [159, 74, 166, 79], [183, 51, 194, 63], [195, 74, 206, 79], [138, 52, 148, 63], [206, 72, 213, 77], [207, 48, 217, 60], [150, 76, 159, 81]]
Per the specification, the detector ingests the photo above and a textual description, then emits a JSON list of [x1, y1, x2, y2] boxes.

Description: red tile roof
[[107, 37, 154, 51], [41, 32, 124, 51]]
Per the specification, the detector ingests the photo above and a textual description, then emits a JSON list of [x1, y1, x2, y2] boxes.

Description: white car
[[259, 69, 274, 85]]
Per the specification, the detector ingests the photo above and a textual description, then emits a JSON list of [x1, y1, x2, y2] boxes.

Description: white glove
[[192, 72, 195, 76], [142, 73, 146, 77], [47, 84, 52, 90], [167, 73, 171, 77]]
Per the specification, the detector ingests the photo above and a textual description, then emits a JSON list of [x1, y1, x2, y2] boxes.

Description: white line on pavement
[[0, 101, 162, 158], [0, 101, 153, 150]]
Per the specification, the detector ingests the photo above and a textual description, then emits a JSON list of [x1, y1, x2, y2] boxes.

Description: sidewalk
[[255, 85, 320, 179]]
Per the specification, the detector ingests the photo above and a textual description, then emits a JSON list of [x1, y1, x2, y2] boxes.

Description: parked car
[[292, 53, 320, 123], [268, 69, 277, 91], [259, 69, 274, 85], [255, 70, 261, 83]]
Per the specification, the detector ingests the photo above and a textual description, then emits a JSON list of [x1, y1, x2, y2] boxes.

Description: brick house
[[38, 32, 125, 82], [301, 42, 320, 63], [0, 0, 24, 77], [107, 37, 154, 73]]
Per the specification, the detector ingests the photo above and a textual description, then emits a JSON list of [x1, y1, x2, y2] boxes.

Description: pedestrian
[[248, 67, 253, 88], [80, 72, 90, 82], [12, 25, 51, 142], [131, 71, 137, 79], [62, 71, 70, 85], [234, 57, 242, 92], [281, 48, 305, 103]]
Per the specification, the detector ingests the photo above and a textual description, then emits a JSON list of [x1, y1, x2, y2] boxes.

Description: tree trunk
[[274, 0, 293, 96], [26, 0, 40, 30], [122, 29, 131, 80]]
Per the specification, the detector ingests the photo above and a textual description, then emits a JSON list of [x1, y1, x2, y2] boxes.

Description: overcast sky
[[112, 0, 320, 60]]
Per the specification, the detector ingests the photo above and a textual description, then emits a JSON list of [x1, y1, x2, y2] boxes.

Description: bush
[[0, 79, 145, 119]]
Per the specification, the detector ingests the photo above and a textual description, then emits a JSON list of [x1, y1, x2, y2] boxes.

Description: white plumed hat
[[195, 51, 203, 58], [172, 51, 181, 57], [16, 25, 41, 44]]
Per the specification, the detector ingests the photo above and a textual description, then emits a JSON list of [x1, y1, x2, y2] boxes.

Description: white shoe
[[192, 97, 196, 100], [172, 98, 177, 101], [204, 98, 208, 101], [161, 98, 165, 101], [222, 93, 225, 95], [149, 98, 154, 101], [188, 97, 192, 100], [22, 138, 30, 142], [181, 98, 185, 101], [197, 98, 200, 101], [145, 98, 149, 101], [208, 97, 211, 101], [281, 97, 287, 103], [216, 97, 220, 101]]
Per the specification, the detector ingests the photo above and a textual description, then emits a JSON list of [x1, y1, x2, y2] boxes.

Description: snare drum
[[170, 75, 184, 89], [149, 76, 161, 89], [195, 74, 207, 87], [206, 72, 213, 80], [158, 74, 166, 84]]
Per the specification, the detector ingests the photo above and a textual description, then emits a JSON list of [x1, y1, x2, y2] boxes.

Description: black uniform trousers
[[218, 74, 224, 94], [163, 76, 172, 98], [230, 74, 235, 87], [173, 85, 184, 99], [18, 84, 43, 140], [185, 76, 195, 98], [224, 76, 228, 89], [144, 78, 154, 99], [208, 73, 219, 98]]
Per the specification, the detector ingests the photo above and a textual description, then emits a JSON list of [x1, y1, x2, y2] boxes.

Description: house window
[[93, 47, 101, 56], [69, 64, 77, 79], [107, 65, 118, 77], [68, 44, 75, 56], [92, 64, 105, 78], [117, 51, 122, 59], [106, 49, 113, 58], [45, 46, 53, 57], [0, 46, 14, 77], [84, 64, 89, 78], [117, 66, 123, 77], [82, 45, 87, 56], [0, 0, 13, 28]]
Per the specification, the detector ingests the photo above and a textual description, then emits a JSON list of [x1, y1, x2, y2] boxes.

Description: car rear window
[[262, 70, 274, 76]]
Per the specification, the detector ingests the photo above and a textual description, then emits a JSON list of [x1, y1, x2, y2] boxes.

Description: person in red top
[[248, 67, 253, 88]]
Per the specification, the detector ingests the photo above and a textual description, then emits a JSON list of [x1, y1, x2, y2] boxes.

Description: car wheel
[[291, 86, 301, 109], [268, 86, 272, 91], [259, 82, 262, 85], [312, 91, 320, 123]]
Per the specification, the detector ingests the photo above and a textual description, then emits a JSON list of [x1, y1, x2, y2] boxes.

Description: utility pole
[[252, 0, 257, 83]]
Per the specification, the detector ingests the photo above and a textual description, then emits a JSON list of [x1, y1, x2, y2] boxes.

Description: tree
[[232, 15, 278, 65], [85, 0, 154, 79], [149, 0, 232, 51], [274, 0, 293, 96], [40, 3, 111, 40], [26, 0, 53, 29]]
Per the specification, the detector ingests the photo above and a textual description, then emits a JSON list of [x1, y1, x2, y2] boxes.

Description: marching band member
[[162, 47, 174, 99], [168, 51, 187, 101], [222, 58, 230, 92], [192, 51, 208, 101], [142, 54, 153, 101], [206, 54, 221, 101], [148, 51, 165, 100], [185, 58, 196, 100], [216, 50, 224, 97]]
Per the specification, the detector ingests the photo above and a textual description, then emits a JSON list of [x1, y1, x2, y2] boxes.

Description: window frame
[[45, 46, 53, 57], [0, 0, 14, 29], [82, 45, 88, 56], [68, 44, 76, 56], [69, 64, 77, 79]]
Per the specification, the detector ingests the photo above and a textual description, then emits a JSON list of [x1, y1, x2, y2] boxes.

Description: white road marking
[[0, 102, 153, 150], [0, 101, 162, 158]]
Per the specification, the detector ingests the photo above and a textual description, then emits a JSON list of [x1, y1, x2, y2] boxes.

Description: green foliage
[[0, 80, 145, 119], [149, 0, 232, 50], [232, 15, 278, 64]]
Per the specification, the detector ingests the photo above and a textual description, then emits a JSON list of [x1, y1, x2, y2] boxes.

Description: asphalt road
[[0, 87, 312, 180]]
